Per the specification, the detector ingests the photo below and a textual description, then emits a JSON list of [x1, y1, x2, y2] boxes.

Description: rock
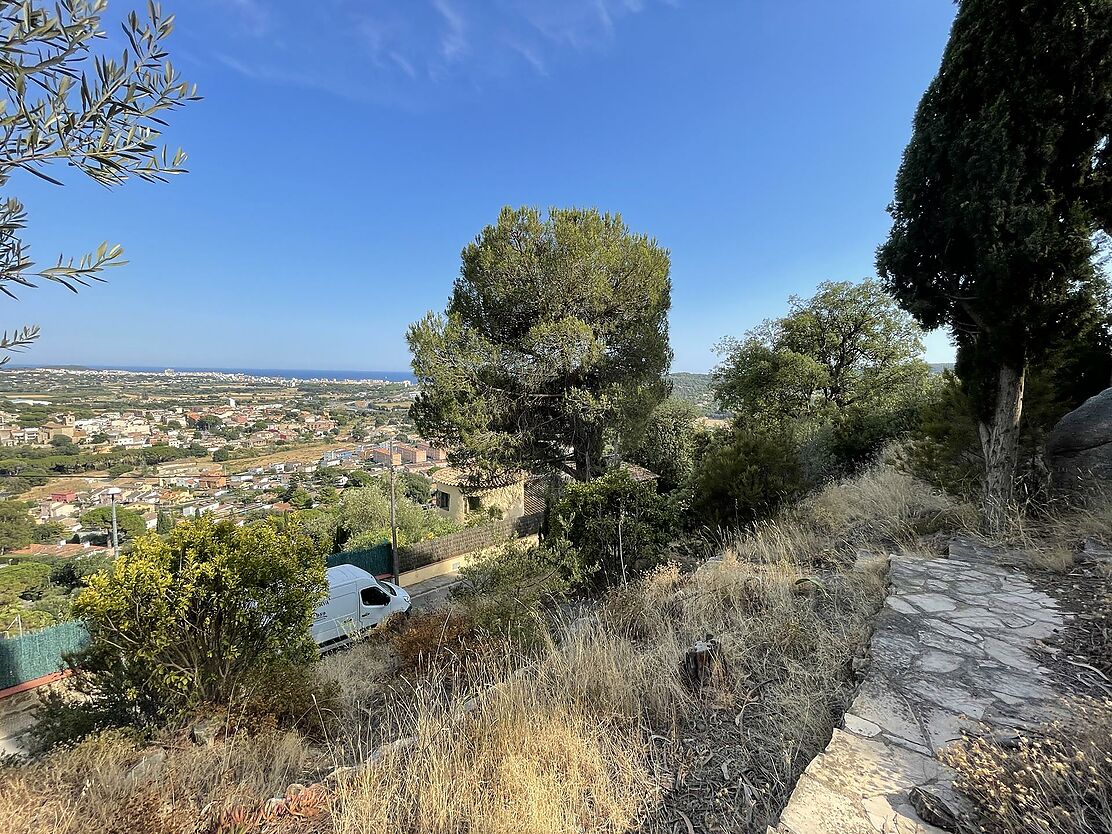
[[1047, 387, 1112, 490], [127, 748, 166, 780], [189, 716, 223, 747], [909, 784, 975, 832], [1082, 536, 1112, 563], [325, 765, 358, 783]]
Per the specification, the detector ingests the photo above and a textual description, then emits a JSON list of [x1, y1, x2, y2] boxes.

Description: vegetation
[[0, 463, 936, 834], [0, 0, 197, 361], [335, 482, 457, 550], [877, 0, 1112, 533], [547, 470, 678, 588], [0, 443, 209, 497], [714, 279, 929, 429], [0, 499, 32, 551], [78, 506, 145, 544], [409, 206, 672, 481], [667, 372, 719, 415], [451, 542, 570, 645], [38, 518, 326, 739], [689, 428, 804, 531], [625, 396, 704, 491], [944, 698, 1112, 834], [0, 550, 111, 634]]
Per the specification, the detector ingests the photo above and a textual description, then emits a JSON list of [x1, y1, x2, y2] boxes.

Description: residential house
[[430, 467, 526, 525]]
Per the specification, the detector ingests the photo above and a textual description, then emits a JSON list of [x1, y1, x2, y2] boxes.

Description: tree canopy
[[0, 1, 197, 361], [876, 0, 1112, 530], [713, 279, 930, 427], [0, 500, 32, 552], [624, 397, 704, 492], [409, 206, 673, 481], [80, 506, 145, 543]]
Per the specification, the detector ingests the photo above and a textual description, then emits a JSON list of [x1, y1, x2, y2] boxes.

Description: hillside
[[667, 372, 721, 415]]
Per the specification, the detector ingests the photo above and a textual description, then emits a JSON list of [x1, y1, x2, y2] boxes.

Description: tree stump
[[681, 635, 727, 691]]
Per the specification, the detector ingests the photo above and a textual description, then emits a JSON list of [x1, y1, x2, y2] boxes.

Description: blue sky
[[11, 0, 957, 373]]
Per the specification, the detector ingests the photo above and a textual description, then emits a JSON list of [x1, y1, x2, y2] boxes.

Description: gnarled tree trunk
[[978, 363, 1025, 536]]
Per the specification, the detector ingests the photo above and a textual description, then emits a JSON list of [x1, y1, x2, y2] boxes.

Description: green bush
[[801, 404, 921, 486], [689, 428, 804, 531], [65, 517, 326, 729], [548, 471, 677, 588], [452, 542, 569, 645]]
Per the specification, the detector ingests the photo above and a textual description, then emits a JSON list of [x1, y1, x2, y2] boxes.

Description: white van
[[312, 564, 412, 649]]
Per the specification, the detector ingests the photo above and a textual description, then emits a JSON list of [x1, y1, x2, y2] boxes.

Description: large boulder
[[1047, 387, 1112, 490]]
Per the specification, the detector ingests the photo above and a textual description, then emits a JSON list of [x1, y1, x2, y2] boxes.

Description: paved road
[[405, 572, 462, 612]]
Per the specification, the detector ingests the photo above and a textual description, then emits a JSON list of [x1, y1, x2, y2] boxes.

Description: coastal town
[[0, 366, 453, 568]]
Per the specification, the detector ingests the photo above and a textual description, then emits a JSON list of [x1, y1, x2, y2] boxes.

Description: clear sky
[[11, 0, 958, 373]]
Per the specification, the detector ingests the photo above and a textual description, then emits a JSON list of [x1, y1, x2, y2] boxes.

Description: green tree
[[0, 1, 197, 361], [876, 0, 1112, 532], [409, 206, 673, 482], [71, 517, 326, 723], [397, 472, 431, 504], [80, 506, 145, 543], [49, 435, 73, 448], [288, 487, 312, 510], [713, 280, 930, 428], [337, 483, 455, 549], [625, 397, 703, 492], [32, 520, 65, 543], [212, 447, 232, 462], [0, 500, 32, 552], [155, 510, 174, 535], [689, 429, 804, 531], [548, 471, 677, 587]]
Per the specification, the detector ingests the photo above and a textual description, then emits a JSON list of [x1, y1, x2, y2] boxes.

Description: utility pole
[[388, 439, 400, 584], [107, 487, 121, 558]]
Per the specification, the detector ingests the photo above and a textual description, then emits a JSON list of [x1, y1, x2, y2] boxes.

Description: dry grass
[[995, 495, 1112, 573], [1, 463, 934, 834], [724, 465, 975, 567], [332, 672, 655, 834], [0, 729, 320, 834], [943, 698, 1112, 834]]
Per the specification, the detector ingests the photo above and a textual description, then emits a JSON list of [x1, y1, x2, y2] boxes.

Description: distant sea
[[11, 364, 417, 383]]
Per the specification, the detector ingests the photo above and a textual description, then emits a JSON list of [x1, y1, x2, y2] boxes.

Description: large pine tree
[[877, 0, 1112, 532]]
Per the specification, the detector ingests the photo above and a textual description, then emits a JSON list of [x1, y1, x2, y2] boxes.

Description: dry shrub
[[392, 610, 488, 674], [3, 464, 902, 834], [0, 729, 318, 834], [328, 540, 883, 834], [1007, 495, 1112, 572], [942, 698, 1112, 834], [716, 465, 974, 569]]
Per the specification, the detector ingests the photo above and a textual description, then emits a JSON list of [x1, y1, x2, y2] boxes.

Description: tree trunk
[[978, 363, 1025, 536]]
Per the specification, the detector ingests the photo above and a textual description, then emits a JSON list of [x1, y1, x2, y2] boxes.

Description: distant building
[[197, 471, 228, 490], [395, 443, 426, 464], [370, 446, 401, 467]]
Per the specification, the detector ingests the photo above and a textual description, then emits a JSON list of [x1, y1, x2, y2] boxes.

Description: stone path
[[772, 545, 1066, 834]]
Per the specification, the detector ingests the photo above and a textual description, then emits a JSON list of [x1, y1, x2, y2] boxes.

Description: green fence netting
[[0, 619, 90, 690], [326, 542, 392, 577]]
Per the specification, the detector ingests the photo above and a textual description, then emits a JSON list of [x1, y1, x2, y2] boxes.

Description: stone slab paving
[[771, 547, 1065, 834]]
